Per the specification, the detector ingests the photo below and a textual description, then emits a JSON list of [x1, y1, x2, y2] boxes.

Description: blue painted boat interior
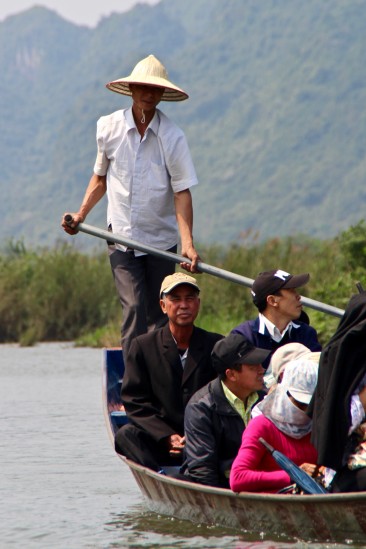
[[103, 348, 129, 433]]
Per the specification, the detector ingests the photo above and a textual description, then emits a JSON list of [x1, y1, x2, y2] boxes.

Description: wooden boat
[[102, 348, 366, 544]]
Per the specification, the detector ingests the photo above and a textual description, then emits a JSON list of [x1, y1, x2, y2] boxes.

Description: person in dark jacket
[[310, 291, 366, 491], [181, 333, 270, 487], [115, 272, 223, 472], [231, 269, 321, 370]]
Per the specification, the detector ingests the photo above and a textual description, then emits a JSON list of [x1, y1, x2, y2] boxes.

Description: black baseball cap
[[251, 269, 310, 307], [211, 334, 270, 373]]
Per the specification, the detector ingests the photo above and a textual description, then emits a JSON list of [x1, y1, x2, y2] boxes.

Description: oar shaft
[[74, 222, 345, 318], [75, 222, 253, 284]]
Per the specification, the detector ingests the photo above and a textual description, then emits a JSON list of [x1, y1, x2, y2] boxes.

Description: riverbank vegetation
[[1, 221, 365, 347]]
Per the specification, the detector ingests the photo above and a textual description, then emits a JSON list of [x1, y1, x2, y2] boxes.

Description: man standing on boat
[[231, 269, 322, 372], [114, 272, 223, 472], [61, 55, 200, 354], [181, 333, 269, 487]]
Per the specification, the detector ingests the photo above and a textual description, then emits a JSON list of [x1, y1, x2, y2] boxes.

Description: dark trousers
[[108, 244, 176, 354], [115, 423, 182, 472]]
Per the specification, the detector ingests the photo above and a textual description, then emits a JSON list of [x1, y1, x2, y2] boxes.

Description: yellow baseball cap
[[160, 272, 200, 298]]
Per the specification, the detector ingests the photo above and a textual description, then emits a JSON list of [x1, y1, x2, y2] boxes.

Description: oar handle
[[64, 214, 76, 227]]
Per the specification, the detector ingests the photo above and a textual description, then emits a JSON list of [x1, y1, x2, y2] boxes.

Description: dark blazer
[[232, 317, 322, 369], [122, 323, 223, 442]]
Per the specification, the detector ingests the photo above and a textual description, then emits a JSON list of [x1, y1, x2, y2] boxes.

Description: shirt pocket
[[149, 160, 170, 192]]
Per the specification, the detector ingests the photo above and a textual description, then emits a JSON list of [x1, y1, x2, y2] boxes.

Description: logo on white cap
[[274, 269, 290, 281]]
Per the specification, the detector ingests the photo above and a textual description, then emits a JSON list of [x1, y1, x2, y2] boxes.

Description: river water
[[0, 343, 356, 549]]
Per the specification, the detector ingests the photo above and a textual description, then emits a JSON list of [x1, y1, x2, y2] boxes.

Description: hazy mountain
[[1, 0, 366, 250]]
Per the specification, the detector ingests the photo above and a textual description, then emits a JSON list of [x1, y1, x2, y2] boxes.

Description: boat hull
[[125, 457, 366, 543], [103, 348, 366, 544]]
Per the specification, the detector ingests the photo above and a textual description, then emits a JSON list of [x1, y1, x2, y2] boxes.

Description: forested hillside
[[1, 0, 366, 249]]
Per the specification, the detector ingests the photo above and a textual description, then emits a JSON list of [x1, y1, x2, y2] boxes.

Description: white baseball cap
[[281, 359, 318, 404]]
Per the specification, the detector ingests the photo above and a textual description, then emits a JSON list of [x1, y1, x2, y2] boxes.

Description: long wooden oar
[[65, 218, 345, 318]]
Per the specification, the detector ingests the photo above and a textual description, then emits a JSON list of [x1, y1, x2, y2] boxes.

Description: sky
[[0, 0, 161, 27]]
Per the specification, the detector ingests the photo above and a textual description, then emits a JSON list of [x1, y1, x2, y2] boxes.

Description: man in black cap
[[181, 333, 270, 487], [231, 269, 321, 369]]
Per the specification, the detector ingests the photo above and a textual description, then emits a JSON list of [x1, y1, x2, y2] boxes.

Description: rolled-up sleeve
[[93, 118, 110, 176], [167, 134, 198, 193]]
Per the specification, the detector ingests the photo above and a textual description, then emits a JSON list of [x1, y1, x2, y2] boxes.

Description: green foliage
[[0, 241, 119, 344], [74, 321, 121, 348], [337, 220, 366, 272], [1, 229, 365, 347]]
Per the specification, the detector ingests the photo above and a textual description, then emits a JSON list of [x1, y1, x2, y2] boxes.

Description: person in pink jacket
[[230, 358, 319, 493]]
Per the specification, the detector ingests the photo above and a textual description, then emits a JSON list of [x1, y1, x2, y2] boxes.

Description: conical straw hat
[[106, 54, 188, 102]]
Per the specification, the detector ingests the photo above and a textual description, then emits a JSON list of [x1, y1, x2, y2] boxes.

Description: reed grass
[[1, 221, 365, 347]]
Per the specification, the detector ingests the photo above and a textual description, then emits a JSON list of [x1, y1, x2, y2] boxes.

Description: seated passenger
[[251, 342, 320, 418], [230, 358, 318, 493], [310, 291, 366, 492], [231, 269, 322, 369], [114, 272, 223, 472], [181, 334, 270, 487], [266, 342, 321, 390]]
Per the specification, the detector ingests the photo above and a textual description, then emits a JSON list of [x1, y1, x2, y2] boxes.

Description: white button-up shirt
[[93, 107, 198, 255], [259, 313, 300, 342]]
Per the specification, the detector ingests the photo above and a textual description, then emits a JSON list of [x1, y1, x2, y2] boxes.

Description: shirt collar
[[171, 334, 189, 368], [259, 313, 300, 343], [221, 381, 258, 425], [125, 107, 160, 135], [221, 380, 240, 408]]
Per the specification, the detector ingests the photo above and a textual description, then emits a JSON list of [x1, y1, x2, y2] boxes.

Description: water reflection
[[105, 505, 351, 549], [106, 507, 252, 548]]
